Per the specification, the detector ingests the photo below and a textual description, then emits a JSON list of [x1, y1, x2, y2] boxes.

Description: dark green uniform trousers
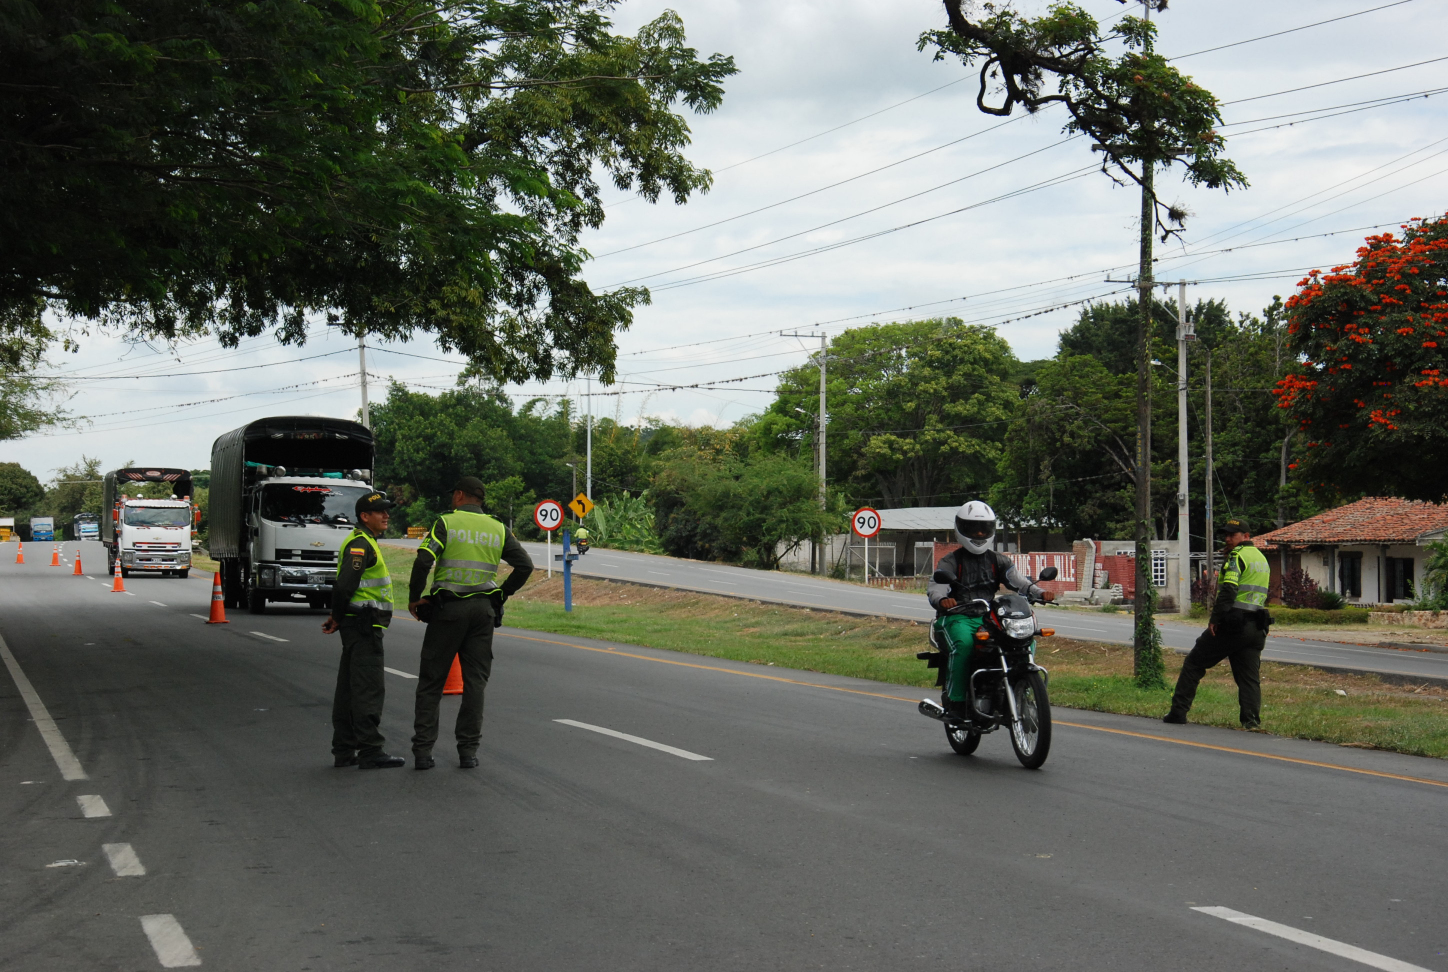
[[1169, 615, 1268, 727], [331, 621, 387, 758], [412, 597, 495, 758]]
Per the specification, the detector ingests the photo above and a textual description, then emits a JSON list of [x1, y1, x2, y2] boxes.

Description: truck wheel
[[248, 587, 267, 614], [175, 569, 189, 579], [120, 567, 130, 579]]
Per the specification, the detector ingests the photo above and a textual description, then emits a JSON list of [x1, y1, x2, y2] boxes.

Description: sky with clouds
[[11, 0, 1448, 483]]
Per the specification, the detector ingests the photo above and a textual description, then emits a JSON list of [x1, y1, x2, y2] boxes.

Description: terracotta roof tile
[[1254, 497, 1448, 547]]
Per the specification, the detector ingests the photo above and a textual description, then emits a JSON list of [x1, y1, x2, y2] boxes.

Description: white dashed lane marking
[[149, 601, 167, 607], [140, 915, 202, 968], [1193, 907, 1432, 972], [384, 667, 418, 679], [554, 719, 713, 761], [77, 795, 111, 818], [249, 631, 288, 643], [102, 842, 146, 877]]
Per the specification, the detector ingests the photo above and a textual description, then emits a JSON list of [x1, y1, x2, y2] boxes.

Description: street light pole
[[357, 334, 370, 429], [1171, 281, 1194, 615], [586, 376, 592, 500]]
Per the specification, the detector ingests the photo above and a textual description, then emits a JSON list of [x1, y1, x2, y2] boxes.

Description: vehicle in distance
[[209, 416, 375, 614], [102, 469, 197, 578], [29, 516, 55, 542], [73, 513, 100, 542]]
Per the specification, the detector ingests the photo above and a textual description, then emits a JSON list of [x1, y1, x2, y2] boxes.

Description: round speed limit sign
[[851, 507, 881, 539], [534, 499, 564, 532]]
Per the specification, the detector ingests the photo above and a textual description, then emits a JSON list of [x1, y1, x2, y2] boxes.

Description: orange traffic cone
[[110, 559, 126, 593], [205, 572, 229, 623], [442, 656, 463, 695], [73, 553, 83, 575], [50, 546, 60, 566], [15, 541, 23, 564]]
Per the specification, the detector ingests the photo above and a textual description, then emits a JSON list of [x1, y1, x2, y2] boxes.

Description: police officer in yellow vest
[[1165, 519, 1273, 729], [407, 476, 534, 769], [322, 491, 406, 769]]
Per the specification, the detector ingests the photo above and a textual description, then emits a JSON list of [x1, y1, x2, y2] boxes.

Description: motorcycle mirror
[[932, 568, 956, 585], [1038, 566, 1058, 581]]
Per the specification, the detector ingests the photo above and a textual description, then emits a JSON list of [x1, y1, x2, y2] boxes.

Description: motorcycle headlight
[[1002, 616, 1037, 640]]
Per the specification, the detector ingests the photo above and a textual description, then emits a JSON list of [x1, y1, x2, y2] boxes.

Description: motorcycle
[[917, 565, 1058, 769]]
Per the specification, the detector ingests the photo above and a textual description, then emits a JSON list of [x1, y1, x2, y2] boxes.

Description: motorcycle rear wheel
[[946, 723, 982, 755], [1008, 670, 1052, 769]]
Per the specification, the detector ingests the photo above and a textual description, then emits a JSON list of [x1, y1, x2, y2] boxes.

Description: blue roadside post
[[560, 529, 575, 612]]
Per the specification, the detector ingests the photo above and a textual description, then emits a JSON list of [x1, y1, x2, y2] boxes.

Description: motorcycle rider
[[927, 501, 1054, 719]]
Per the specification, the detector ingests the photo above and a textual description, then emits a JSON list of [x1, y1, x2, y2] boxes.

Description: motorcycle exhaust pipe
[[918, 699, 947, 722]]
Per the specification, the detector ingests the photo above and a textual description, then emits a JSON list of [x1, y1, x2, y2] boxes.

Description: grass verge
[[501, 573, 1448, 760]]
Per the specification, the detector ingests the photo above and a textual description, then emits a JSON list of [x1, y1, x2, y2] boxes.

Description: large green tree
[[1275, 216, 1448, 501], [757, 319, 1020, 508], [0, 461, 44, 516], [1, 0, 734, 382]]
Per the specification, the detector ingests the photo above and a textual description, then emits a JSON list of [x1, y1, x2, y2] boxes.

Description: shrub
[[1316, 589, 1346, 611], [1191, 572, 1216, 607], [1280, 567, 1320, 608]]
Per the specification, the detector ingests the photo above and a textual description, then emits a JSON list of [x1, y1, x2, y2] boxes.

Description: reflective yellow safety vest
[[340, 529, 393, 627], [1221, 543, 1271, 611], [424, 510, 506, 598]]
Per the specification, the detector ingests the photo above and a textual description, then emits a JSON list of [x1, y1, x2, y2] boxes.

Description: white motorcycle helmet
[[953, 500, 997, 555]]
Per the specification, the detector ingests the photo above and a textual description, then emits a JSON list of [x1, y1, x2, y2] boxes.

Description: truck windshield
[[261, 484, 370, 524], [123, 507, 191, 527]]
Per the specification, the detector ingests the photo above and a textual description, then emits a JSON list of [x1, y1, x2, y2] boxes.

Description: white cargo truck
[[101, 468, 197, 577], [209, 416, 375, 614]]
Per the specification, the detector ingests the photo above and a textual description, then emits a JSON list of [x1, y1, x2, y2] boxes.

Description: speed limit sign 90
[[851, 507, 881, 538], [534, 499, 564, 532]]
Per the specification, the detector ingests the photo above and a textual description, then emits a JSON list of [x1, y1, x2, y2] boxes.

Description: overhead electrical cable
[[14, 347, 355, 381], [1169, 0, 1418, 60], [1220, 53, 1448, 106]]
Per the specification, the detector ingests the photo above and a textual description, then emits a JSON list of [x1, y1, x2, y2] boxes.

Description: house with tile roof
[[1253, 498, 1448, 606]]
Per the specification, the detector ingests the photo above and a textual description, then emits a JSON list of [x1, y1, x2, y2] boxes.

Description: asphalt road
[[4, 540, 1447, 970]]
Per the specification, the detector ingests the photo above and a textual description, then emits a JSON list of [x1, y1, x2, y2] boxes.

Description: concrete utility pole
[[585, 376, 592, 500], [1203, 352, 1215, 586], [782, 330, 829, 573], [1166, 280, 1195, 615], [358, 334, 370, 430]]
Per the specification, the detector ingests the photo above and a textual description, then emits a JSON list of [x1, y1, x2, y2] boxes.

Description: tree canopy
[[1, 0, 735, 382], [1274, 216, 1448, 501]]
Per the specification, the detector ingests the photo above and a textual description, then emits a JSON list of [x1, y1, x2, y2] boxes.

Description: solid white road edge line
[[554, 719, 713, 761], [1193, 907, 1433, 972], [77, 794, 111, 818], [0, 631, 88, 780], [102, 842, 146, 877], [249, 631, 288, 643], [384, 667, 418, 679], [139, 914, 202, 968]]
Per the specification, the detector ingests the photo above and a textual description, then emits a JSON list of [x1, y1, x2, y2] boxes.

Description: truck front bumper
[[121, 550, 190, 571]]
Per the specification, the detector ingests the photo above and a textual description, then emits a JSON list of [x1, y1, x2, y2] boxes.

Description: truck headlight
[[260, 566, 279, 588], [121, 550, 135, 565]]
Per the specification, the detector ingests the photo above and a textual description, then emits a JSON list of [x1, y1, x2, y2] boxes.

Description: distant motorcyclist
[[573, 525, 591, 553], [927, 501, 1054, 719]]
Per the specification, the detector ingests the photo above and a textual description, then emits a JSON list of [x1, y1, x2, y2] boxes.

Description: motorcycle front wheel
[[946, 723, 981, 755], [1008, 670, 1052, 769]]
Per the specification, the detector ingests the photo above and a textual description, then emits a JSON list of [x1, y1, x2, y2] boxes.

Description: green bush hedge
[[1188, 603, 1371, 625]]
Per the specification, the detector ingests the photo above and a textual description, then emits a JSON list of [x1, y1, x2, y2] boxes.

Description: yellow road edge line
[[506, 632, 1448, 791]]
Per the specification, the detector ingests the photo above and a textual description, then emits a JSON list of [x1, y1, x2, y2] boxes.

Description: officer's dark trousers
[[331, 621, 387, 758], [1169, 616, 1267, 726], [412, 597, 495, 757]]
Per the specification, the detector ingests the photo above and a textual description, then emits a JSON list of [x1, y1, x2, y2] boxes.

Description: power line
[[18, 347, 354, 381], [1169, 0, 1419, 60], [1222, 53, 1448, 106]]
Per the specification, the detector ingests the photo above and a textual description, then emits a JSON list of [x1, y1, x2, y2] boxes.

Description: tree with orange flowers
[[1274, 216, 1448, 501]]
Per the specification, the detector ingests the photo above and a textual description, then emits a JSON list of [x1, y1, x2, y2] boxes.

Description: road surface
[[3, 540, 1446, 970]]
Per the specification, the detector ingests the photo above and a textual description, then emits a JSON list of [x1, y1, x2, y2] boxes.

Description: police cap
[[1217, 518, 1250, 536], [355, 491, 395, 515], [450, 476, 487, 501]]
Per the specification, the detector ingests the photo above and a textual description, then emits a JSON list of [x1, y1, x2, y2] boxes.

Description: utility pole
[[585, 376, 593, 500], [1163, 280, 1194, 615], [782, 331, 828, 573], [357, 334, 371, 429], [1203, 351, 1215, 590]]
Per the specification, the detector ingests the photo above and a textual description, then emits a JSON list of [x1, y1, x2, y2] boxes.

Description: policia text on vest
[[407, 478, 534, 769], [322, 491, 407, 769], [1165, 519, 1272, 729]]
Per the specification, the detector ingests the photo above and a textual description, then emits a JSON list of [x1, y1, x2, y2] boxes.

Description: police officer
[[1164, 518, 1272, 729], [407, 476, 534, 770], [323, 491, 406, 769]]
